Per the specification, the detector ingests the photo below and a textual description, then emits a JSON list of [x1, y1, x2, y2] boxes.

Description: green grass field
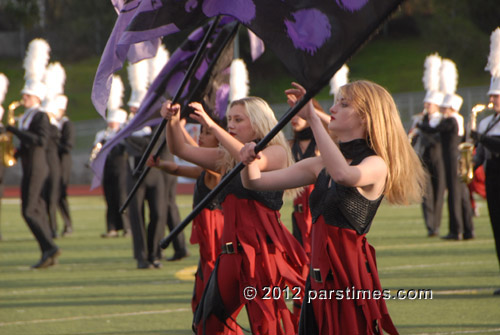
[[0, 194, 499, 335]]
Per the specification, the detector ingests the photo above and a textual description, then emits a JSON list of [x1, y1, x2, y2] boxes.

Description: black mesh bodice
[[219, 172, 284, 211], [309, 139, 383, 235], [193, 170, 221, 210]]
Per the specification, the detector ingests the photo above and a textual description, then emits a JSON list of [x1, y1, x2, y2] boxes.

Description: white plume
[[128, 59, 149, 93], [107, 75, 124, 111], [127, 58, 149, 106], [23, 38, 51, 82], [0, 73, 8, 105], [422, 53, 442, 92], [43, 62, 66, 101], [229, 58, 249, 101], [329, 64, 349, 96], [148, 44, 169, 85], [439, 58, 458, 95], [485, 27, 500, 78]]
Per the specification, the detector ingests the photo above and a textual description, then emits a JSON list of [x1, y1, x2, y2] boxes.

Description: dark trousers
[[443, 151, 468, 236], [21, 158, 55, 253], [485, 158, 500, 269], [102, 152, 131, 233], [421, 148, 446, 235], [164, 174, 186, 255], [460, 183, 474, 238], [58, 154, 72, 231], [44, 150, 61, 236], [128, 169, 166, 262]]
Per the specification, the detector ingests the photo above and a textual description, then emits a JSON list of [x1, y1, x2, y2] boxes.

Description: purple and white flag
[[202, 0, 405, 92], [90, 19, 237, 188], [92, 0, 161, 117]]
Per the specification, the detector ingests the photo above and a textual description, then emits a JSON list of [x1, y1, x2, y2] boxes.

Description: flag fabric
[[202, 0, 404, 93], [92, 0, 162, 116], [247, 28, 265, 61], [90, 18, 237, 188], [118, 0, 207, 49], [92, 0, 213, 117], [95, 0, 403, 116]]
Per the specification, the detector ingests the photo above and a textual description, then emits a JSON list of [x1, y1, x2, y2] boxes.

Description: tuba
[[0, 101, 20, 167], [458, 104, 488, 183]]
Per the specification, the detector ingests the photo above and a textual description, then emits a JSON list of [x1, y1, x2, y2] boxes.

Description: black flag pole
[[119, 20, 240, 214], [160, 89, 316, 249], [132, 15, 222, 177]]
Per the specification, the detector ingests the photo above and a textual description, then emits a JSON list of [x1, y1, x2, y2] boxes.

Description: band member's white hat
[[441, 93, 463, 111], [486, 27, 500, 95], [21, 79, 47, 101], [423, 90, 444, 106], [107, 108, 128, 124]]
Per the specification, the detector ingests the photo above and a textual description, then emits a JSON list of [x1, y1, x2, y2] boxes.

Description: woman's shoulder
[[356, 154, 387, 180], [359, 154, 386, 167]]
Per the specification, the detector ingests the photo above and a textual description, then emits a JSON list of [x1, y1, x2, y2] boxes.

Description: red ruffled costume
[[190, 206, 224, 311], [299, 139, 398, 335], [306, 218, 398, 335], [193, 175, 308, 335]]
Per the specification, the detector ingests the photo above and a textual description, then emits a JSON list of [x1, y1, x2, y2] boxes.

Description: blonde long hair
[[219, 97, 299, 198], [339, 80, 426, 205]]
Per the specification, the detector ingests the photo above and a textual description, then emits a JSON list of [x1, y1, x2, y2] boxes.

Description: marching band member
[[42, 62, 66, 238], [472, 27, 500, 295], [7, 39, 60, 268], [52, 94, 74, 236], [124, 56, 169, 269], [97, 75, 131, 238], [418, 59, 474, 240], [0, 73, 8, 241], [163, 97, 308, 334], [240, 80, 425, 335], [412, 54, 446, 237]]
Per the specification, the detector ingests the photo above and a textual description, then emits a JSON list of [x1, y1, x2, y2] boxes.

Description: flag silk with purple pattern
[[90, 19, 237, 188], [92, 0, 163, 116], [202, 0, 404, 92], [92, 0, 209, 117], [95, 0, 402, 116]]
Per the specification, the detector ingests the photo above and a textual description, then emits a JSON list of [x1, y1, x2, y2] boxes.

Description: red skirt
[[194, 194, 308, 335], [469, 164, 486, 199], [221, 194, 308, 286], [190, 207, 224, 312], [304, 216, 398, 335]]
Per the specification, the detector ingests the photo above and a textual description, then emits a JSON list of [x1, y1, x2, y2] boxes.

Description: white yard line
[[409, 328, 500, 335], [375, 239, 492, 251], [381, 260, 495, 271], [0, 308, 191, 327], [2, 286, 85, 295]]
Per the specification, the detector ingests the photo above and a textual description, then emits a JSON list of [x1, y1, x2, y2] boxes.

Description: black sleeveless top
[[309, 139, 383, 235], [193, 170, 221, 210], [219, 172, 284, 211], [292, 127, 316, 162]]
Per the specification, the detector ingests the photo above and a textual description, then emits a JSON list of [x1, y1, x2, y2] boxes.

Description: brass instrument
[[87, 141, 103, 166], [0, 101, 21, 167], [458, 104, 488, 183], [87, 127, 113, 167]]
